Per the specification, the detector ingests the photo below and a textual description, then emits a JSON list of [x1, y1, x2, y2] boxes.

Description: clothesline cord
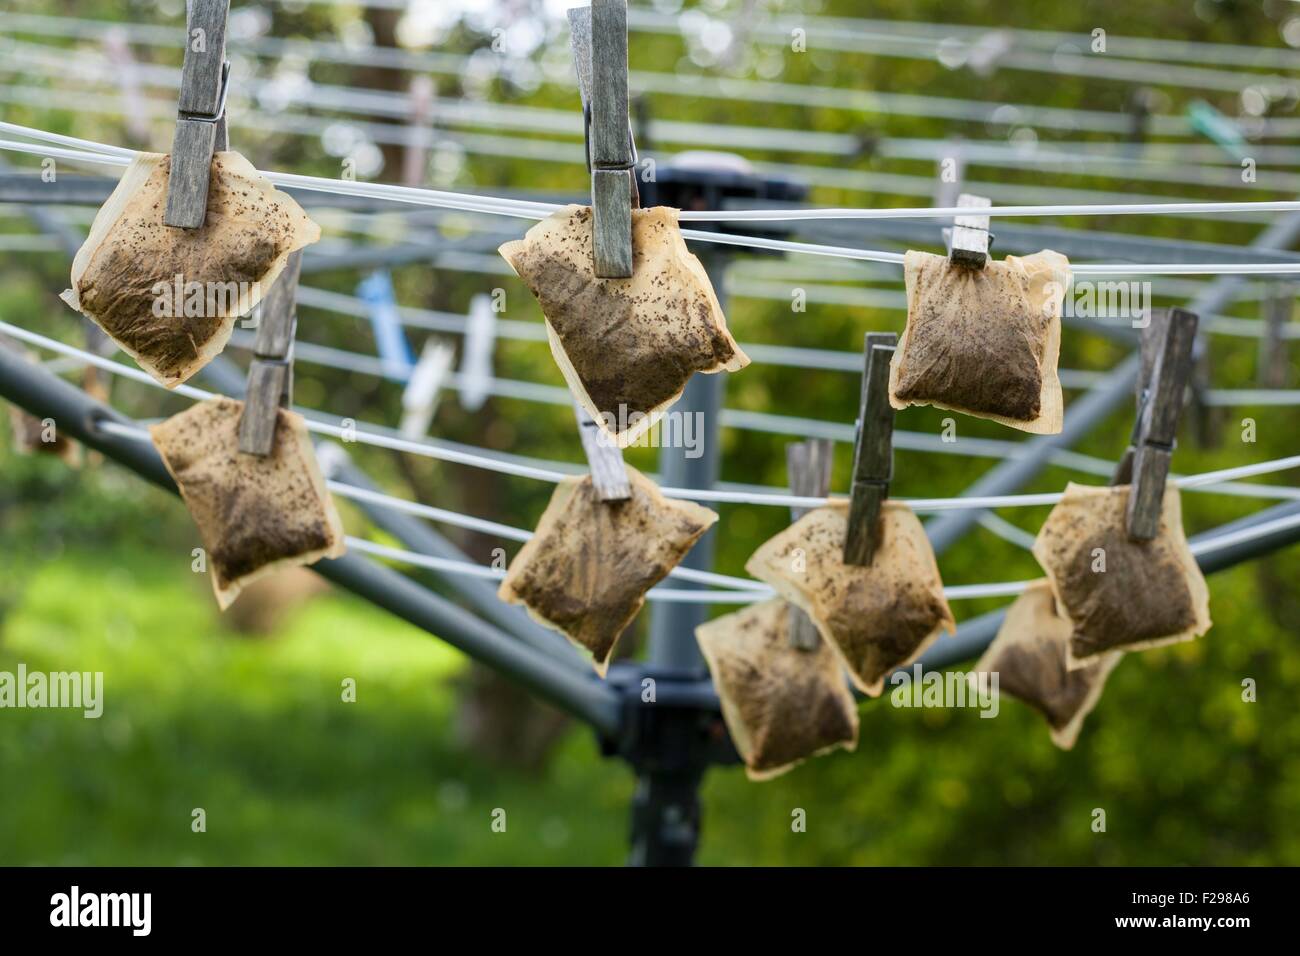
[[4, 125, 1300, 275], [5, 319, 1300, 514]]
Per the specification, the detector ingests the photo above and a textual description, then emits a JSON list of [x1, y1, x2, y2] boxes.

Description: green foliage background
[[0, 0, 1297, 864]]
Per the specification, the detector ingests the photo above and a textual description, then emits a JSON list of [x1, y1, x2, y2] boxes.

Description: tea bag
[[1, 337, 81, 466], [745, 500, 955, 697], [150, 397, 345, 610], [889, 250, 1069, 434], [498, 466, 717, 675], [970, 580, 1122, 749], [1032, 483, 1211, 666], [499, 205, 748, 447], [7, 403, 81, 467], [62, 151, 320, 388], [697, 598, 858, 780]]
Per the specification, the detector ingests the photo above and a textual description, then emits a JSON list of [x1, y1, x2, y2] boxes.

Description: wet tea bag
[[745, 500, 955, 697], [62, 151, 320, 388], [889, 249, 1070, 434], [150, 397, 345, 610], [970, 580, 1122, 749], [1032, 483, 1211, 667], [499, 466, 717, 675], [499, 205, 748, 447], [697, 598, 858, 780]]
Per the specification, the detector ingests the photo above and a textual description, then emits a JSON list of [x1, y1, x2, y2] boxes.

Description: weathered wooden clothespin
[[574, 401, 631, 501], [164, 0, 231, 229], [568, 0, 638, 278], [402, 75, 435, 188], [945, 193, 992, 269], [1111, 307, 1198, 541], [843, 332, 897, 566], [237, 250, 302, 456], [933, 139, 965, 212], [1259, 282, 1293, 388], [786, 438, 833, 650], [104, 28, 151, 146], [1188, 330, 1221, 449]]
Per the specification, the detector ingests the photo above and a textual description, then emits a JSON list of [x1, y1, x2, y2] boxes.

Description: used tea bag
[[150, 397, 345, 610], [970, 580, 1122, 749], [745, 500, 955, 697], [499, 205, 748, 447], [498, 466, 717, 675], [7, 403, 81, 467], [697, 598, 858, 780], [1, 337, 81, 466], [1032, 483, 1211, 666], [62, 152, 320, 389], [889, 249, 1070, 434]]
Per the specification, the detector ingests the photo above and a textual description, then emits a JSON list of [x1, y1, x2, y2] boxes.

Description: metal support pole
[[627, 249, 728, 866], [646, 250, 728, 672]]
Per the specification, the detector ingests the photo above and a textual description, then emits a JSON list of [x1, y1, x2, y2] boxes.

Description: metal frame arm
[[0, 344, 623, 737]]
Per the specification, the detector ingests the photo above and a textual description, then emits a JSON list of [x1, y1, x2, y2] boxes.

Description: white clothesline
[[67, 423, 1300, 605], [4, 124, 1300, 276], [4, 319, 1300, 514]]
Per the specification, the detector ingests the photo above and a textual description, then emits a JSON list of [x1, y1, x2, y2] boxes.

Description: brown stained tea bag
[[745, 500, 955, 697], [150, 397, 345, 610], [1032, 483, 1211, 667], [696, 598, 858, 780], [7, 403, 82, 467], [970, 580, 1122, 750], [889, 249, 1070, 434], [0, 337, 82, 466], [499, 205, 748, 447], [62, 152, 320, 388], [498, 466, 717, 675]]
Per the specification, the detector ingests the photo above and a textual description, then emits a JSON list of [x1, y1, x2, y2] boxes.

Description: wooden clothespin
[[1188, 329, 1221, 449], [1112, 307, 1198, 541], [164, 0, 231, 229], [786, 439, 833, 650], [568, 1, 638, 278], [402, 75, 435, 188], [237, 250, 301, 456], [104, 27, 151, 146], [945, 193, 992, 269], [574, 402, 631, 501], [1259, 282, 1293, 388], [933, 139, 965, 212], [843, 332, 897, 566]]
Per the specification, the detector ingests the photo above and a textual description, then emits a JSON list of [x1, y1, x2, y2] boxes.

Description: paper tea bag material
[[889, 249, 1070, 434], [150, 397, 345, 610], [745, 500, 956, 697], [7, 403, 81, 467], [697, 598, 858, 781], [0, 337, 82, 466], [970, 580, 1122, 750], [61, 152, 320, 389], [1032, 483, 1211, 666], [498, 466, 717, 675], [499, 205, 748, 447]]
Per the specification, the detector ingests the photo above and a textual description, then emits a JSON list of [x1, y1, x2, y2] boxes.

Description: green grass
[[0, 546, 635, 865]]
